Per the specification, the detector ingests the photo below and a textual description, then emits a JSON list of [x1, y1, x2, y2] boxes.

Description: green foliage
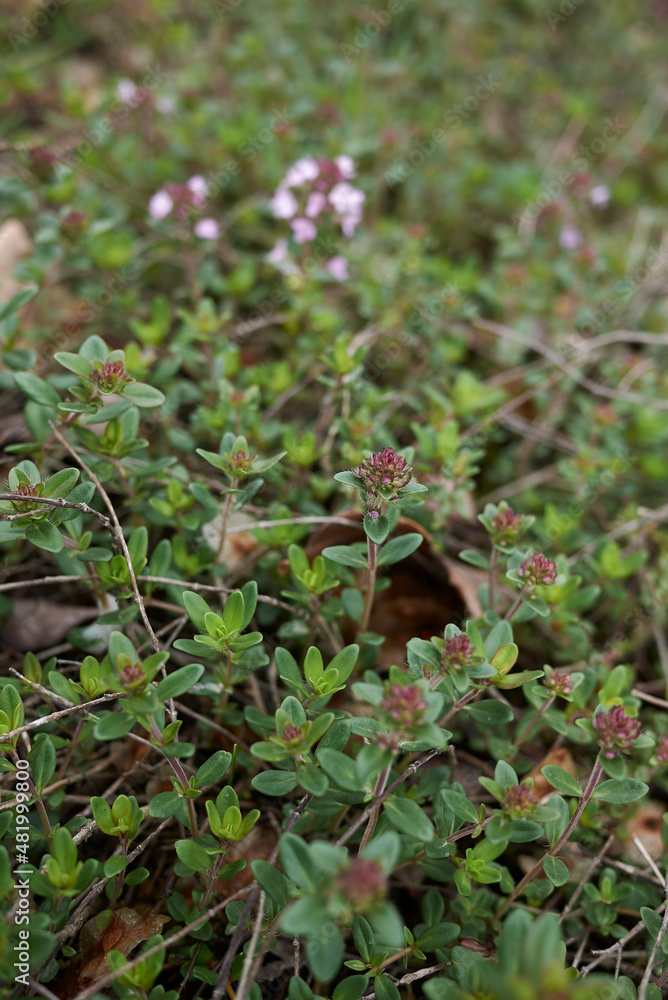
[[1, 1, 667, 995]]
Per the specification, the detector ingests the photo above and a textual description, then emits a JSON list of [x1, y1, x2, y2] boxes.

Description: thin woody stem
[[359, 535, 377, 634], [498, 757, 604, 917]]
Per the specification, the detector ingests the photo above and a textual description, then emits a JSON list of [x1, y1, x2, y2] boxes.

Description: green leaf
[[195, 751, 232, 787], [251, 859, 291, 908], [121, 382, 166, 407], [377, 532, 423, 566], [322, 544, 368, 569], [542, 856, 570, 886], [441, 789, 479, 825], [156, 663, 204, 701], [124, 867, 149, 885], [374, 974, 401, 1000], [25, 521, 64, 553], [491, 643, 518, 676], [54, 352, 94, 379], [315, 748, 359, 790], [363, 513, 390, 544], [333, 470, 364, 489], [28, 734, 56, 793], [459, 549, 491, 570], [332, 975, 369, 1000], [250, 770, 298, 796], [279, 833, 319, 892], [306, 923, 343, 982], [41, 468, 80, 499], [182, 590, 212, 631], [592, 778, 649, 804], [383, 795, 435, 841], [175, 840, 213, 873], [541, 765, 583, 798], [104, 855, 129, 878], [295, 761, 328, 796], [222, 591, 245, 632], [416, 922, 460, 950], [466, 701, 514, 725], [642, 906, 664, 939], [14, 372, 60, 406], [0, 286, 38, 322], [94, 712, 135, 741]]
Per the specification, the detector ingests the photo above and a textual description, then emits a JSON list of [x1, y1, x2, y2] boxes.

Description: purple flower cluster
[[442, 635, 475, 672], [502, 784, 537, 819], [544, 669, 574, 697], [148, 175, 219, 240], [357, 448, 412, 504], [380, 683, 428, 728], [268, 156, 364, 280], [490, 505, 526, 547], [593, 705, 642, 759], [518, 552, 558, 586], [335, 858, 386, 908]]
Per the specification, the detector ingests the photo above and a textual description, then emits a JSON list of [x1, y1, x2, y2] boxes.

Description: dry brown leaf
[[0, 219, 32, 306], [73, 907, 168, 992], [619, 800, 665, 862], [1, 599, 98, 651]]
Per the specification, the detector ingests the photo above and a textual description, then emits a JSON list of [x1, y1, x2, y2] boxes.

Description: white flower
[[194, 218, 219, 239], [306, 192, 327, 218], [270, 186, 299, 219], [187, 175, 208, 206], [284, 157, 320, 187], [290, 217, 317, 243], [328, 181, 365, 216], [590, 184, 610, 208], [148, 190, 173, 220], [266, 238, 288, 263], [558, 225, 583, 250], [335, 155, 356, 179], [324, 256, 349, 281], [117, 78, 138, 104]]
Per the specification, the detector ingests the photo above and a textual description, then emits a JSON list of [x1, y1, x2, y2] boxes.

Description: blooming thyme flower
[[501, 784, 537, 819], [335, 858, 386, 909], [357, 448, 412, 502], [270, 186, 299, 219], [490, 505, 525, 546], [518, 552, 557, 586], [92, 361, 132, 394], [558, 225, 583, 250], [328, 181, 365, 236], [380, 683, 427, 727], [324, 256, 349, 281], [194, 217, 219, 240], [290, 217, 317, 243], [149, 189, 174, 220], [117, 78, 138, 104], [442, 635, 475, 672], [590, 184, 610, 208], [284, 157, 320, 187], [655, 734, 668, 763], [593, 705, 642, 759], [544, 670, 573, 697], [266, 238, 289, 264]]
